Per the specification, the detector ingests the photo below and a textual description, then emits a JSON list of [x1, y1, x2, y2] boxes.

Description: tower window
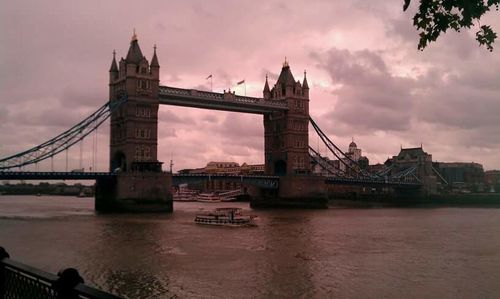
[[135, 146, 140, 161], [136, 105, 152, 118]]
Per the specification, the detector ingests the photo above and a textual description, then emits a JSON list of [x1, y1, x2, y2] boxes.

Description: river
[[1, 195, 499, 298]]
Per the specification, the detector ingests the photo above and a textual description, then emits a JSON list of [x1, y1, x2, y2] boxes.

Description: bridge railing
[[159, 85, 288, 109], [0, 247, 121, 299]]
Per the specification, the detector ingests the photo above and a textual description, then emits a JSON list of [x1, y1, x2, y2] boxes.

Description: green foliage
[[404, 0, 499, 51]]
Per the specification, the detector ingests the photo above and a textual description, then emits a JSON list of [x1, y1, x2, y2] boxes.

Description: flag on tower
[[237, 79, 245, 85], [206, 74, 212, 80]]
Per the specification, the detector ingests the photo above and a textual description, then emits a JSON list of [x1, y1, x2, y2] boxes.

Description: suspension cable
[[309, 116, 379, 179], [309, 146, 349, 177], [79, 137, 83, 171], [309, 117, 364, 177], [0, 96, 126, 171]]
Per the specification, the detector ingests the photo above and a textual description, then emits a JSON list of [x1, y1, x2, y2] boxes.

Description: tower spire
[[264, 74, 270, 92], [126, 29, 143, 64], [302, 69, 309, 89], [109, 50, 118, 72], [283, 56, 289, 67], [131, 28, 137, 42], [151, 44, 159, 67], [263, 74, 271, 99]]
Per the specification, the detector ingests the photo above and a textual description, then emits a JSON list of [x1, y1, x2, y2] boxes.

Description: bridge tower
[[263, 60, 310, 176], [96, 32, 172, 212], [109, 32, 160, 172], [254, 61, 327, 208]]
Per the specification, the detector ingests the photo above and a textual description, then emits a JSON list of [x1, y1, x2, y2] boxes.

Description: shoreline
[[329, 193, 500, 208]]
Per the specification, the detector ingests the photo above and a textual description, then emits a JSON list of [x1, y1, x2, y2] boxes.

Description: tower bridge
[[158, 86, 288, 114], [0, 33, 435, 212]]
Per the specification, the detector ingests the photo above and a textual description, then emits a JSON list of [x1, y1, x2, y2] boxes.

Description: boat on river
[[194, 207, 257, 227], [196, 192, 221, 203], [173, 189, 198, 202]]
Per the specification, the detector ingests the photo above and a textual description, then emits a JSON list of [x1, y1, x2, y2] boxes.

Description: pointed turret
[[150, 44, 160, 79], [151, 44, 159, 67], [126, 29, 144, 64], [263, 74, 271, 99], [302, 70, 309, 98], [109, 50, 118, 72], [277, 57, 296, 87], [302, 70, 309, 89], [109, 50, 119, 83]]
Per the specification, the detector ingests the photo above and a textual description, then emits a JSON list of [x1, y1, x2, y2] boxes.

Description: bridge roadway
[[159, 85, 288, 114], [325, 177, 422, 188], [0, 172, 421, 189], [0, 172, 281, 189], [0, 171, 115, 180]]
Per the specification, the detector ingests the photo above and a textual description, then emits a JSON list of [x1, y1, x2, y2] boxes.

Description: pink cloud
[[1, 0, 499, 172]]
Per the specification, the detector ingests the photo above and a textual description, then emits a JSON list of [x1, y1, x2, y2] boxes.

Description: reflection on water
[[1, 195, 500, 298]]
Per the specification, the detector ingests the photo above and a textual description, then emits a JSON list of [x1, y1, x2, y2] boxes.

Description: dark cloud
[[313, 48, 415, 134]]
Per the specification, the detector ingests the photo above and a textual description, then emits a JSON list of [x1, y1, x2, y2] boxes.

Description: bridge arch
[[111, 151, 127, 172]]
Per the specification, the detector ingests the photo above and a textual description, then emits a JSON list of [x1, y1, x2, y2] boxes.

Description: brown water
[[1, 195, 500, 298]]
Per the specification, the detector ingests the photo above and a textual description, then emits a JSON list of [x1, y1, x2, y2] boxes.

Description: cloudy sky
[[1, 0, 499, 172]]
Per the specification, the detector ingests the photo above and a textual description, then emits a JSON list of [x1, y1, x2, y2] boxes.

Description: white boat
[[196, 192, 221, 203], [218, 189, 242, 202], [173, 189, 198, 202], [194, 208, 257, 227]]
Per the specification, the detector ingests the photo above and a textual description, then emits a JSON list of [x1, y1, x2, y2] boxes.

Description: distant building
[[434, 162, 484, 192], [346, 140, 362, 161], [311, 139, 368, 176], [311, 156, 341, 176], [484, 170, 500, 192], [339, 140, 369, 175], [205, 162, 240, 174], [178, 162, 265, 175], [367, 163, 386, 174], [392, 147, 432, 169], [390, 146, 438, 193], [240, 163, 265, 175]]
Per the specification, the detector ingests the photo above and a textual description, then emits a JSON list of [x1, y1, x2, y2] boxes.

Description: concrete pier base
[[95, 172, 173, 213], [250, 176, 328, 209]]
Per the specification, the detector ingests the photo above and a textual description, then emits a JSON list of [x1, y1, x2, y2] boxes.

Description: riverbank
[[329, 193, 500, 208]]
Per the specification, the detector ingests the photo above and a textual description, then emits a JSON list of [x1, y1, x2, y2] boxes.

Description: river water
[[0, 195, 499, 298]]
